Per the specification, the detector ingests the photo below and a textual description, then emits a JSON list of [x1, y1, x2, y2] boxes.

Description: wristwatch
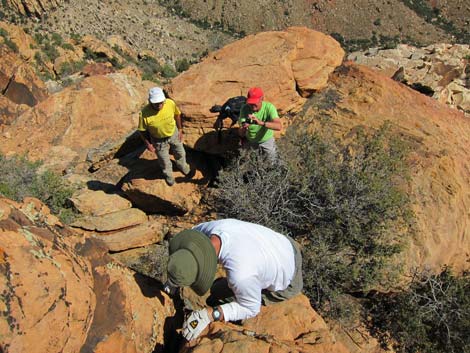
[[212, 307, 222, 321]]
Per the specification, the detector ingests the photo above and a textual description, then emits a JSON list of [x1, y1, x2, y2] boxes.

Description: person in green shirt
[[238, 87, 282, 160], [137, 87, 190, 186]]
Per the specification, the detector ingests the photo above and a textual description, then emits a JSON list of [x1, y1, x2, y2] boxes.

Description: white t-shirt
[[193, 219, 295, 322]]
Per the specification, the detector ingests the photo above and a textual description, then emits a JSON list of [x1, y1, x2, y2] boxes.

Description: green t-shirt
[[137, 99, 181, 138], [239, 101, 279, 143]]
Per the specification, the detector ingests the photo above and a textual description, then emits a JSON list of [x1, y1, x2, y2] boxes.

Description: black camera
[[244, 117, 253, 124]]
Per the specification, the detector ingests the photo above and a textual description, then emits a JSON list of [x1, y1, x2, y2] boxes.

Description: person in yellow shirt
[[138, 87, 190, 186]]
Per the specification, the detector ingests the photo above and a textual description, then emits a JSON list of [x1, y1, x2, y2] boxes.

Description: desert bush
[[57, 60, 86, 78], [161, 63, 177, 78], [212, 122, 412, 319], [138, 56, 162, 82], [61, 42, 74, 51], [0, 154, 76, 223], [213, 149, 294, 232], [175, 58, 190, 72], [51, 32, 64, 47], [369, 268, 470, 353]]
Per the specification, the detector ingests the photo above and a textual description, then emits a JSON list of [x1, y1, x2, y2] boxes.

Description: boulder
[[71, 207, 148, 232], [180, 295, 351, 353], [80, 35, 126, 67], [79, 258, 175, 353], [168, 27, 344, 154], [0, 73, 153, 172], [121, 174, 205, 215], [90, 219, 168, 252], [0, 95, 29, 125], [304, 62, 470, 272], [0, 196, 175, 353], [0, 197, 95, 353], [69, 189, 132, 216], [120, 149, 210, 215], [107, 34, 138, 62], [81, 62, 116, 77], [53, 43, 86, 75]]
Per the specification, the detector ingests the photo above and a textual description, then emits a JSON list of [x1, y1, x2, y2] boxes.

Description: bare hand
[[146, 142, 155, 153], [178, 130, 184, 142], [249, 114, 262, 126]]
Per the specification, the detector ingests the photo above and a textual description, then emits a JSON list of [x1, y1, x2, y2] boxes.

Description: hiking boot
[[165, 175, 175, 186]]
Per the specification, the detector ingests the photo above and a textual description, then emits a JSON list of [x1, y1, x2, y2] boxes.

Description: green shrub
[[51, 32, 64, 46], [0, 154, 76, 223], [70, 32, 82, 43], [138, 56, 162, 82], [57, 60, 86, 78], [61, 42, 74, 51], [33, 32, 47, 45], [112, 44, 135, 63], [42, 42, 59, 61], [161, 63, 177, 78], [212, 122, 412, 320], [369, 268, 470, 353], [175, 58, 190, 72]]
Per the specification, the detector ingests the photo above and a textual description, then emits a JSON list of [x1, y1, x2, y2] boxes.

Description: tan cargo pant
[[152, 128, 190, 178]]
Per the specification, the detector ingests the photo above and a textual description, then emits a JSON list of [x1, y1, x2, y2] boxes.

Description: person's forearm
[[139, 131, 151, 144], [175, 114, 183, 130], [263, 119, 282, 131], [220, 301, 260, 322]]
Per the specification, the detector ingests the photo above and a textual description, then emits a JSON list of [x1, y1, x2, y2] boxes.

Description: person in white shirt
[[165, 219, 303, 341]]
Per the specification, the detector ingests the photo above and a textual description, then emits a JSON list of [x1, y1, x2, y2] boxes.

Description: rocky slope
[[1, 25, 468, 274], [0, 196, 175, 353], [2, 0, 470, 71], [165, 29, 470, 273], [4, 0, 236, 66], [168, 27, 345, 154], [348, 43, 470, 115], [0, 196, 368, 353], [158, 0, 470, 49], [1, 15, 469, 353]]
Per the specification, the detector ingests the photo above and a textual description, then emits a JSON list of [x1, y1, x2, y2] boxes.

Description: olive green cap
[[167, 229, 217, 296]]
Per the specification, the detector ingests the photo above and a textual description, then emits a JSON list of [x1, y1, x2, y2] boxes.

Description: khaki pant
[[152, 128, 190, 178], [262, 235, 303, 304], [244, 137, 278, 161]]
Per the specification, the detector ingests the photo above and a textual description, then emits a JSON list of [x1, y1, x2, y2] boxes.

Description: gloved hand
[[182, 308, 211, 341]]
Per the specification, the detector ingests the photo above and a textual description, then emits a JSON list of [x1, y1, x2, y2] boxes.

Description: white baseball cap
[[149, 87, 165, 103]]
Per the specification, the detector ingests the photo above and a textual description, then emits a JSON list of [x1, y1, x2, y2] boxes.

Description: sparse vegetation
[[57, 60, 86, 78], [138, 56, 163, 82], [399, 0, 469, 43], [161, 63, 177, 78], [332, 31, 400, 52], [212, 110, 469, 348], [0, 154, 77, 223], [212, 121, 412, 321], [175, 58, 190, 72], [0, 28, 18, 52], [369, 268, 470, 353]]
